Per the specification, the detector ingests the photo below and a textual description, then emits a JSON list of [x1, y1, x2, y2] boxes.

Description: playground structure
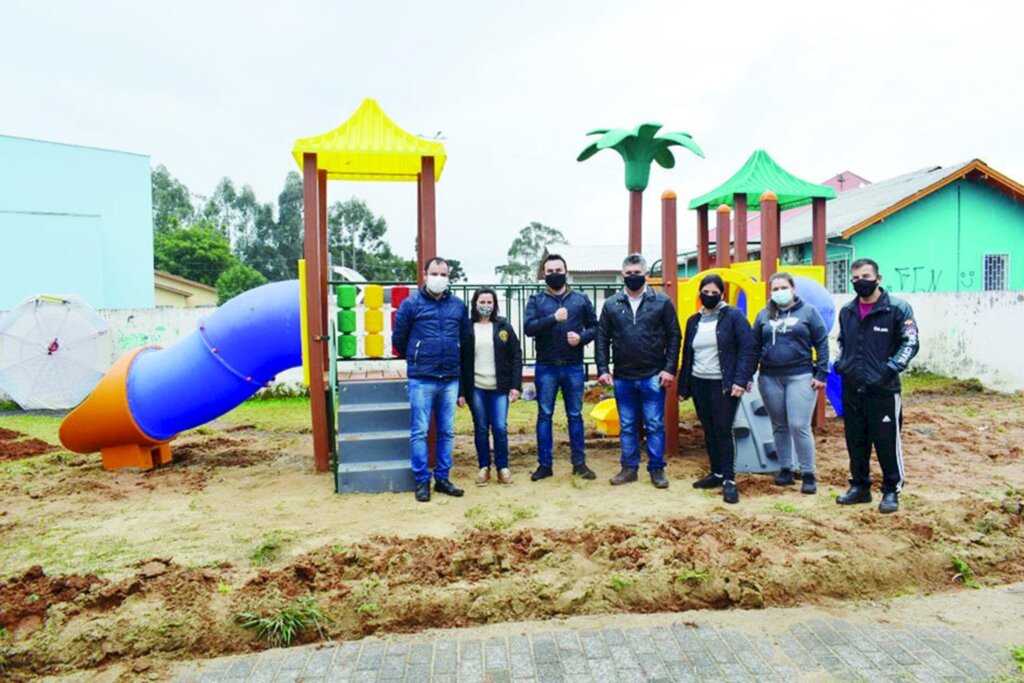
[[56, 103, 841, 487]]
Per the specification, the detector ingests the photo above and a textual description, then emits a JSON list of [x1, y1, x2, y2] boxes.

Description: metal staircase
[[335, 380, 416, 493]]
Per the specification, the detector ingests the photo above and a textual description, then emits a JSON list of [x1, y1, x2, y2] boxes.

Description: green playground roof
[[688, 149, 835, 211]]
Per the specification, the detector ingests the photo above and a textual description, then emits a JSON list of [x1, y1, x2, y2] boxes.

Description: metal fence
[[326, 280, 623, 367]]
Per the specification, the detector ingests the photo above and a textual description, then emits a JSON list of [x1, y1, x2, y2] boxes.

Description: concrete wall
[[0, 135, 154, 310], [829, 290, 1024, 392]]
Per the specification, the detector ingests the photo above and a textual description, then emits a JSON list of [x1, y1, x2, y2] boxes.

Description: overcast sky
[[3, 0, 1021, 280]]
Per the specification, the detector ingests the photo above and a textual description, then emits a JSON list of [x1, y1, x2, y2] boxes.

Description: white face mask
[[426, 274, 448, 295]]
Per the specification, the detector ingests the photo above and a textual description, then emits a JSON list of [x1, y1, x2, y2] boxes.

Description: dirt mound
[[0, 437, 58, 462], [0, 427, 23, 441], [0, 566, 103, 636], [172, 436, 275, 469]]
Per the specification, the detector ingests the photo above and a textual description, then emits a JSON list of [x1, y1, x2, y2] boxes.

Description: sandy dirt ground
[[0, 380, 1022, 680]]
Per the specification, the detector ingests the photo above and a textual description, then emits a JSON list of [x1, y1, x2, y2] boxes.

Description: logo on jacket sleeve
[[499, 330, 509, 342]]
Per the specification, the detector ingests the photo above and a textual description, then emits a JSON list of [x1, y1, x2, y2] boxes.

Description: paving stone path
[[175, 613, 1015, 682]]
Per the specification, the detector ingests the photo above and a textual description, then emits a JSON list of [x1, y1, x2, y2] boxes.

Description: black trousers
[[841, 385, 905, 493], [691, 377, 740, 481]]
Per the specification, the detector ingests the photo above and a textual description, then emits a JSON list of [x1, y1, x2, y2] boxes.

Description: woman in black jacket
[[678, 273, 757, 504], [459, 288, 523, 486]]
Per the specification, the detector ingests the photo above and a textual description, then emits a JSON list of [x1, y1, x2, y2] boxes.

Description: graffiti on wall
[[892, 266, 942, 293], [959, 270, 976, 289]]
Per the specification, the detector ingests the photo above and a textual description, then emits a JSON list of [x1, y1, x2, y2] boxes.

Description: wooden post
[[416, 172, 425, 283], [734, 193, 748, 262], [715, 204, 731, 269], [696, 205, 710, 272], [302, 153, 330, 473], [661, 191, 680, 459], [317, 170, 330, 370], [811, 196, 828, 426], [629, 190, 643, 254], [759, 191, 779, 292], [420, 157, 437, 267]]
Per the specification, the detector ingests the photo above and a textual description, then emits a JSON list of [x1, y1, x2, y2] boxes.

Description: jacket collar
[[843, 288, 890, 313], [419, 285, 451, 301]]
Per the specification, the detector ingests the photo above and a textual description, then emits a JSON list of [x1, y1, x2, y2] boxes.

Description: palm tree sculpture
[[577, 123, 704, 252]]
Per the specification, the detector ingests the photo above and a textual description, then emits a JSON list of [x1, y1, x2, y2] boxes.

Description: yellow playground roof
[[292, 98, 446, 182]]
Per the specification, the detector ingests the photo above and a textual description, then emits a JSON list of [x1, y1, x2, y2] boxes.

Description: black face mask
[[853, 279, 879, 298], [700, 292, 722, 309], [545, 273, 567, 290], [624, 274, 646, 292]]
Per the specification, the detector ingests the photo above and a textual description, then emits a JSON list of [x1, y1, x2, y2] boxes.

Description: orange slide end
[[59, 347, 173, 471]]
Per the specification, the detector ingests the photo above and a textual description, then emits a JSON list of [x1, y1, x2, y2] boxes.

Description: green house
[[679, 159, 1024, 294]]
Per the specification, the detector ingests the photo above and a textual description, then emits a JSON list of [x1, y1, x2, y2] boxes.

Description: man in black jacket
[[835, 258, 920, 513], [596, 253, 682, 488], [524, 254, 599, 481]]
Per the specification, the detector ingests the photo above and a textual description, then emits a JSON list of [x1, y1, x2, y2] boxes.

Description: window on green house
[[826, 258, 849, 294], [983, 254, 1009, 291]]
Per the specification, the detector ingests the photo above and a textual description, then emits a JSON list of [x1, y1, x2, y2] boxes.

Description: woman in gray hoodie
[[752, 272, 830, 494]]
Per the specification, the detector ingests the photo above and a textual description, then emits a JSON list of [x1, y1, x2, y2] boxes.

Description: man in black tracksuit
[[834, 258, 919, 514]]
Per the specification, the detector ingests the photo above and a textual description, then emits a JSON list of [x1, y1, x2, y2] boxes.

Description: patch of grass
[[950, 556, 981, 589], [250, 531, 293, 566], [892, 586, 918, 598], [1010, 644, 1024, 673], [609, 573, 632, 592], [570, 474, 587, 489], [976, 513, 1004, 535], [221, 397, 312, 432], [676, 569, 709, 584], [464, 505, 538, 530], [773, 502, 798, 513], [355, 602, 381, 615], [217, 582, 234, 595], [901, 370, 963, 395], [352, 574, 383, 617], [236, 596, 329, 647]]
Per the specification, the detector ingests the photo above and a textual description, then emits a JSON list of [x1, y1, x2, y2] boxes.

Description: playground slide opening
[[59, 280, 303, 470]]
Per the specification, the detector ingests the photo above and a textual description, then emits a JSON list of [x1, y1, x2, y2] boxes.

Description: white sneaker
[[497, 468, 513, 485], [475, 467, 491, 486]]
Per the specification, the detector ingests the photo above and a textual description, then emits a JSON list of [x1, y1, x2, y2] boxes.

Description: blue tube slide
[[127, 280, 302, 440]]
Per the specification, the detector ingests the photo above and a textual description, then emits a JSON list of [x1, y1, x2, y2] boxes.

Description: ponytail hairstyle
[[767, 271, 797, 319]]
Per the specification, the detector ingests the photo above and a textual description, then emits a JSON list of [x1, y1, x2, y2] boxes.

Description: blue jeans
[[408, 378, 458, 484], [470, 388, 509, 469], [535, 363, 586, 467], [614, 375, 666, 471]]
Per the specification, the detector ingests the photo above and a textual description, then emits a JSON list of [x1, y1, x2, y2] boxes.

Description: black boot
[[692, 473, 724, 489], [650, 469, 669, 489], [610, 467, 638, 486], [434, 478, 464, 497], [774, 468, 795, 486], [572, 463, 597, 480], [836, 485, 872, 505], [878, 491, 899, 514], [530, 465, 553, 481], [415, 481, 431, 503], [723, 480, 739, 504], [801, 473, 817, 495]]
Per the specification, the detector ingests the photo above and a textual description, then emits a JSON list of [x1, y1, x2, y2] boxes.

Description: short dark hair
[[698, 273, 725, 293], [851, 258, 879, 275], [542, 253, 567, 270], [471, 287, 499, 322], [424, 256, 449, 273]]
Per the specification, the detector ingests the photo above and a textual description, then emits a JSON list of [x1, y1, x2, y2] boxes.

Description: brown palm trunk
[[629, 190, 643, 253]]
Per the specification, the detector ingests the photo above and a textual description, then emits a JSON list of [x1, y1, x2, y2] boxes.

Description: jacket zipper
[[414, 340, 421, 363]]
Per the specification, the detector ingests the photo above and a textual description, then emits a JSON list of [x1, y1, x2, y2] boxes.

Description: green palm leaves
[[577, 123, 704, 192]]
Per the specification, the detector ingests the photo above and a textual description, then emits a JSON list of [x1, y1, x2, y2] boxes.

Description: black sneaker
[[572, 463, 597, 480], [878, 491, 899, 514], [774, 468, 795, 486], [836, 485, 872, 505], [692, 473, 724, 489], [434, 479, 464, 497], [801, 473, 817, 495], [650, 469, 669, 489], [531, 465, 553, 481], [610, 467, 638, 486], [723, 480, 739, 504], [415, 481, 431, 503]]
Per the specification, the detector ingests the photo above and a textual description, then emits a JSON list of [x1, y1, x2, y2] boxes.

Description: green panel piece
[[338, 333, 358, 358], [688, 149, 836, 211], [337, 309, 357, 333], [336, 284, 358, 309], [577, 122, 704, 192]]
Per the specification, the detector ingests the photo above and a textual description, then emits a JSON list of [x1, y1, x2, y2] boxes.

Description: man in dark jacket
[[834, 258, 919, 513], [392, 257, 471, 503], [596, 253, 682, 488], [524, 254, 599, 481]]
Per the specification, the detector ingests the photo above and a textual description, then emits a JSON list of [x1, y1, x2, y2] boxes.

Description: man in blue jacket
[[834, 258, 919, 514], [524, 254, 599, 481], [392, 257, 471, 503]]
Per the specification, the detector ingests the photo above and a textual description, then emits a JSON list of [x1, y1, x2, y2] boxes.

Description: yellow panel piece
[[365, 309, 384, 333], [781, 264, 825, 285], [679, 267, 766, 327], [590, 398, 621, 437], [365, 333, 385, 358], [292, 99, 446, 182], [364, 284, 384, 309]]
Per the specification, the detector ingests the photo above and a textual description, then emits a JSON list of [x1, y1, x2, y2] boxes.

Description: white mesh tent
[[0, 295, 112, 410]]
